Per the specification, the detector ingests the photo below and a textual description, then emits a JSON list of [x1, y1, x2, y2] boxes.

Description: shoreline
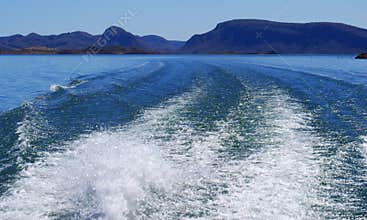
[[0, 51, 362, 56]]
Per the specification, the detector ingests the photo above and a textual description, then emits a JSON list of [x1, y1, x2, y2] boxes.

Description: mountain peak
[[27, 33, 41, 38], [103, 26, 129, 36], [141, 35, 168, 43]]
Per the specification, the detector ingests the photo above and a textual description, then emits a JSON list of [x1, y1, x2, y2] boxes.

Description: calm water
[[0, 55, 366, 219]]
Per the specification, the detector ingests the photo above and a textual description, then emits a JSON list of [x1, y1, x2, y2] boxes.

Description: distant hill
[[181, 19, 367, 54], [99, 26, 145, 50], [99, 26, 184, 52], [140, 35, 185, 52], [0, 32, 98, 51], [0, 26, 184, 53], [1, 20, 367, 54]]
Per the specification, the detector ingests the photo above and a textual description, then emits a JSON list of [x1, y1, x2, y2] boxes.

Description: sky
[[1, 0, 366, 40]]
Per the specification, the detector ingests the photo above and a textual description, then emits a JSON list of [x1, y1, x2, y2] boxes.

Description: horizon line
[[1, 18, 367, 41]]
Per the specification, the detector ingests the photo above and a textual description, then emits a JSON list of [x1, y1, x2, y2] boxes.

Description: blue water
[[0, 55, 366, 219]]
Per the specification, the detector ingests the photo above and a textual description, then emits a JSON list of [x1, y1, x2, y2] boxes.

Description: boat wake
[[0, 85, 333, 220], [0, 59, 366, 219]]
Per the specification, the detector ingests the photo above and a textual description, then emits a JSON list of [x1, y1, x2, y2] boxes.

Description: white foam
[[3, 133, 183, 220], [49, 61, 164, 92], [15, 102, 54, 162], [0, 87, 328, 219], [362, 136, 367, 160], [133, 89, 326, 219], [203, 91, 323, 219], [49, 84, 66, 92], [50, 80, 87, 92], [0, 89, 201, 220]]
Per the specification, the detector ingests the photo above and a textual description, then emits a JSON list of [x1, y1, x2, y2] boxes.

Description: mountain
[[99, 26, 144, 49], [0, 32, 97, 50], [140, 35, 185, 52], [181, 19, 367, 54], [99, 26, 184, 52], [2, 20, 367, 54], [0, 26, 184, 53]]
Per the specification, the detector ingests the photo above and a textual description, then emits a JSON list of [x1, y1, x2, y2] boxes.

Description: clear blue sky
[[1, 0, 366, 40]]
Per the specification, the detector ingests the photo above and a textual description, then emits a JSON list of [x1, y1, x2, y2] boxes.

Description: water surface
[[0, 55, 366, 219]]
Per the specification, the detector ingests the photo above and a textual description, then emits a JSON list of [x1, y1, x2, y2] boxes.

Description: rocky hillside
[[181, 19, 367, 54]]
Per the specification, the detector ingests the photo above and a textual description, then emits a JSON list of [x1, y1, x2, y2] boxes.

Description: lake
[[0, 55, 366, 219]]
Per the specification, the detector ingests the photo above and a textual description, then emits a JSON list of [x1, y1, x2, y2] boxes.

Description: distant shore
[[1, 46, 365, 56], [0, 47, 280, 55], [0, 46, 156, 55]]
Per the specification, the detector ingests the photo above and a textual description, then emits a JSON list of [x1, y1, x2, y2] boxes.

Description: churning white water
[[0, 87, 336, 220]]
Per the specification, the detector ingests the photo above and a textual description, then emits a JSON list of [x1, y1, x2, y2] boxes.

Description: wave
[[239, 61, 367, 86], [0, 59, 366, 219], [49, 61, 165, 93], [362, 136, 367, 159], [206, 90, 324, 219], [0, 88, 201, 220], [0, 60, 201, 194], [2, 74, 364, 219], [49, 80, 87, 92], [255, 61, 345, 82]]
